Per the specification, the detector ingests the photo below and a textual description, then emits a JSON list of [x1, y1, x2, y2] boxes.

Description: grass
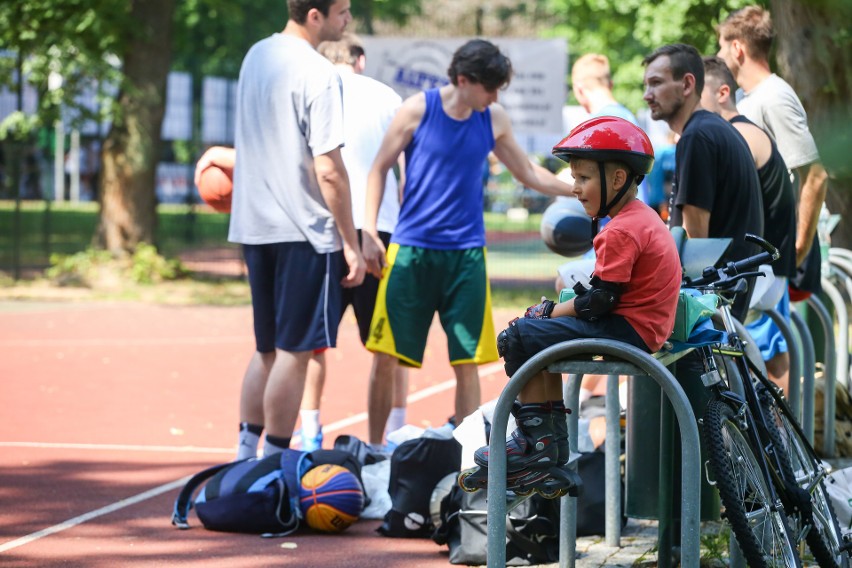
[[0, 200, 231, 269], [1, 201, 575, 309], [0, 268, 552, 310]]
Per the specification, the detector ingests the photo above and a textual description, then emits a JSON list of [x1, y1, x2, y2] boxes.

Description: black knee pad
[[497, 321, 526, 377]]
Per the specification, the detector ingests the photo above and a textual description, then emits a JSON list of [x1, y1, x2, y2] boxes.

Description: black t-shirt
[[730, 115, 797, 278], [669, 110, 764, 265]]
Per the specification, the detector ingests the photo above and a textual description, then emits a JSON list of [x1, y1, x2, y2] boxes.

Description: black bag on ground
[[574, 450, 626, 536], [433, 484, 560, 566], [332, 434, 388, 467], [171, 449, 310, 536], [431, 451, 625, 564], [378, 436, 462, 538], [171, 447, 370, 535]]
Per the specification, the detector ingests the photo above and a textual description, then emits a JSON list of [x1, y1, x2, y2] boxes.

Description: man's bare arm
[[362, 94, 424, 277], [795, 161, 828, 266], [681, 204, 710, 239], [490, 105, 573, 197], [315, 148, 365, 288]]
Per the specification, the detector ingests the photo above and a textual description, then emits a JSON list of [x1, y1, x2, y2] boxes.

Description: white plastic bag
[[360, 460, 392, 520], [825, 465, 852, 534]]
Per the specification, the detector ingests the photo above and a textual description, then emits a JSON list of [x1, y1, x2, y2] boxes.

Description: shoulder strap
[[259, 449, 311, 537], [171, 461, 243, 529]]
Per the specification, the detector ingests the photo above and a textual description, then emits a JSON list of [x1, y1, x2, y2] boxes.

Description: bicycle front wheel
[[760, 390, 849, 568], [704, 399, 802, 568]]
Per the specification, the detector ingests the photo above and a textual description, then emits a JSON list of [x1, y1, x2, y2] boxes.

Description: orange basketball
[[197, 165, 233, 213], [299, 464, 364, 533]]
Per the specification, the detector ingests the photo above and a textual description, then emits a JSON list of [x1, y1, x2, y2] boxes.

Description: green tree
[[541, 0, 755, 112], [1, 0, 421, 256], [98, 0, 175, 253], [770, 0, 852, 248], [541, 0, 851, 246]]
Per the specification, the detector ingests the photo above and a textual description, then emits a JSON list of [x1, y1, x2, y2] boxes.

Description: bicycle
[[683, 233, 850, 568]]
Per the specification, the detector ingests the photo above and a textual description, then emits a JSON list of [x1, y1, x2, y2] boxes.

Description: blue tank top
[[393, 88, 494, 249]]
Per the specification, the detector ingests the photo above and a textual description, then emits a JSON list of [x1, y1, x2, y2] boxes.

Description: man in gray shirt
[[717, 5, 828, 389], [229, 0, 365, 458]]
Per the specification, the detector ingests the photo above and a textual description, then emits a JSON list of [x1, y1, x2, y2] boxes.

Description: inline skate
[[458, 401, 582, 499]]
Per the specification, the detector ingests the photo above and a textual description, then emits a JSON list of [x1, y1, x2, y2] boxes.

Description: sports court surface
[[0, 300, 520, 567]]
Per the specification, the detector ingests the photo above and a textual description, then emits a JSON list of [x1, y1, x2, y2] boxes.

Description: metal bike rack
[[829, 246, 852, 265], [760, 308, 802, 418], [790, 310, 817, 441], [485, 339, 701, 568], [827, 253, 852, 391], [806, 292, 838, 457], [822, 276, 850, 393]]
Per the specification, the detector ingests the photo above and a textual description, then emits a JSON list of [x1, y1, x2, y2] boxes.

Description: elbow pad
[[574, 276, 623, 321]]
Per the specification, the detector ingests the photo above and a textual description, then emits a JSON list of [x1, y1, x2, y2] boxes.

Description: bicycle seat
[[670, 227, 732, 280]]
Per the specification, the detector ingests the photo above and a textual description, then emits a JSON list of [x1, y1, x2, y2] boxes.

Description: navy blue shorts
[[243, 242, 344, 353], [502, 314, 650, 377], [341, 230, 391, 345]]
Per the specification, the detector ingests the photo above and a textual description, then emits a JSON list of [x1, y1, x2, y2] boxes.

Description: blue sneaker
[[297, 427, 323, 452]]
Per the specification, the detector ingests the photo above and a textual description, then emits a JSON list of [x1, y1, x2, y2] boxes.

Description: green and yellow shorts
[[366, 244, 499, 367]]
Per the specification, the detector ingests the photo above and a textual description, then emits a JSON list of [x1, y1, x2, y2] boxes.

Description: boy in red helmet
[[461, 116, 682, 496]]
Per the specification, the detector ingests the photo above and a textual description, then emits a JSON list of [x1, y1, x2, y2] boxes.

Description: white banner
[[361, 37, 568, 154]]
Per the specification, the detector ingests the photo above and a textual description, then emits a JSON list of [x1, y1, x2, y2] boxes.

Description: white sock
[[237, 427, 260, 461], [299, 409, 321, 438], [262, 436, 288, 457], [385, 407, 407, 436], [579, 388, 593, 404]]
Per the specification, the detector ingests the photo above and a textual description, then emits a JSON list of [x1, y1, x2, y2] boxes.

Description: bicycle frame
[[696, 297, 791, 518]]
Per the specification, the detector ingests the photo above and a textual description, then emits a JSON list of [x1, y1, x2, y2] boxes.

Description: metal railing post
[[763, 309, 801, 417], [805, 293, 837, 457], [790, 310, 817, 442], [605, 374, 621, 547], [560, 374, 582, 568], [486, 339, 702, 568]]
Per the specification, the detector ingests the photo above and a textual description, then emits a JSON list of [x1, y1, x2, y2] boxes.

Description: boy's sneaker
[[296, 427, 323, 452]]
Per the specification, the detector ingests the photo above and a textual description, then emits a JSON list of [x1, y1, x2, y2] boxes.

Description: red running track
[[0, 301, 520, 567]]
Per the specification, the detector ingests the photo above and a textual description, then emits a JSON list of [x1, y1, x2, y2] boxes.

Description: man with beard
[[642, 43, 763, 320]]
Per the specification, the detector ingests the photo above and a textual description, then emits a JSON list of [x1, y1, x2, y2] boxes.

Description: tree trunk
[[97, 0, 175, 254], [770, 0, 852, 248]]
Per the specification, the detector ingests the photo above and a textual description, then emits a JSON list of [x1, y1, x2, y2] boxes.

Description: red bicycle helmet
[[552, 116, 655, 175], [552, 116, 655, 235]]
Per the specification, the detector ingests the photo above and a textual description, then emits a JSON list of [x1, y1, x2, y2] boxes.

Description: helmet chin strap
[[591, 162, 642, 238]]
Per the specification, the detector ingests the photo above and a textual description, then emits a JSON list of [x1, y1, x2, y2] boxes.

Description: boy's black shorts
[[340, 230, 391, 345], [503, 314, 650, 377]]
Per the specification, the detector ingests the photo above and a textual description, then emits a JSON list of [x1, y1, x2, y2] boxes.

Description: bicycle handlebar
[[683, 233, 779, 289]]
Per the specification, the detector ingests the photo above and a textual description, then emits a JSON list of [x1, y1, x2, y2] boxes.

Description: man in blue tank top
[[361, 39, 574, 449]]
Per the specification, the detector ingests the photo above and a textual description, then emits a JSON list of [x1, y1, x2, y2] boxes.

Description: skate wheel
[[457, 470, 480, 493], [537, 487, 563, 499], [514, 487, 534, 497]]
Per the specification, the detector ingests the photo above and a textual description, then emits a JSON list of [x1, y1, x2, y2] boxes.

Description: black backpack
[[433, 484, 560, 566], [378, 436, 462, 538], [431, 451, 625, 565]]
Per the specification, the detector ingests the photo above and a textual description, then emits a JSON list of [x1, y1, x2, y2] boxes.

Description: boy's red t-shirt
[[593, 199, 681, 352]]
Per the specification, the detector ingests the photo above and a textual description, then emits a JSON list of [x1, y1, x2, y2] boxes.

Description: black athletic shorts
[[244, 242, 343, 353], [341, 230, 391, 345]]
